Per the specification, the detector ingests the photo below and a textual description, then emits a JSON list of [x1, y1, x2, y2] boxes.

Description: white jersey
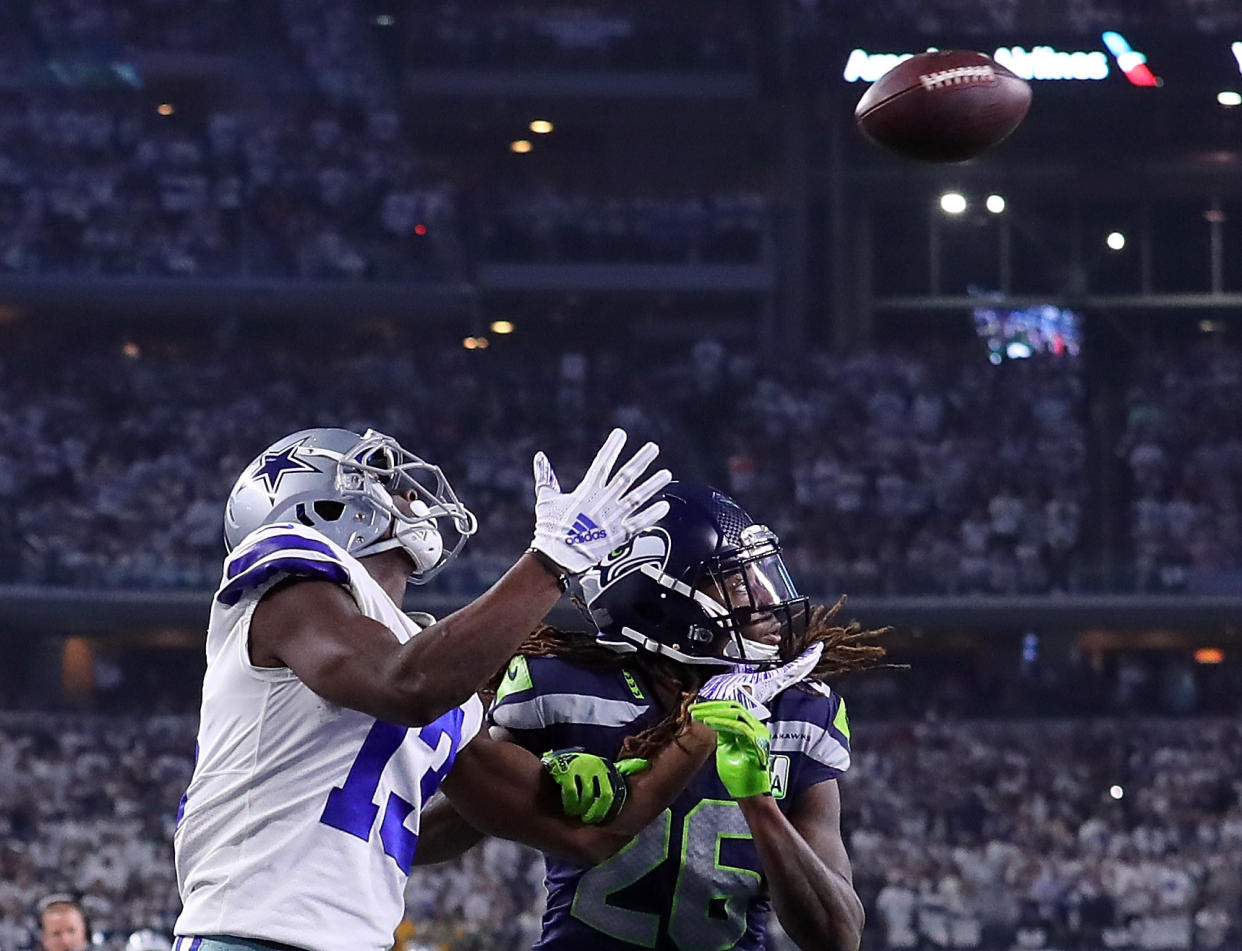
[[174, 523, 483, 951]]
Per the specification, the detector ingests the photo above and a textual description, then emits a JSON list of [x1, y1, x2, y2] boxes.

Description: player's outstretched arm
[[437, 722, 715, 866], [250, 429, 670, 726]]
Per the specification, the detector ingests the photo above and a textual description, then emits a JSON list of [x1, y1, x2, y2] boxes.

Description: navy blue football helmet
[[577, 482, 809, 666]]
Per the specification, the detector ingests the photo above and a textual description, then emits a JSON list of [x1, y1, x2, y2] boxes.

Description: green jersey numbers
[[570, 801, 759, 950]]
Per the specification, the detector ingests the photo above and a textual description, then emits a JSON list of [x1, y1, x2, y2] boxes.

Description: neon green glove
[[689, 699, 772, 799], [540, 747, 650, 823]]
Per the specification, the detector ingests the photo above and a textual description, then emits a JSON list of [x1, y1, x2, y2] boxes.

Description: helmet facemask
[[694, 524, 810, 665], [299, 429, 477, 583]]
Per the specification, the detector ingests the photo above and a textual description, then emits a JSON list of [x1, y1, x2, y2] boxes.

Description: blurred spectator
[[38, 895, 89, 951]]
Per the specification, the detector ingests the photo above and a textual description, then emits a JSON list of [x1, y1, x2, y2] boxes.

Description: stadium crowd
[[395, 0, 754, 72], [0, 99, 466, 281], [0, 329, 1098, 595], [0, 96, 772, 279], [1120, 342, 1242, 595], [0, 329, 1237, 596], [803, 0, 1242, 33], [1, 707, 1240, 950]]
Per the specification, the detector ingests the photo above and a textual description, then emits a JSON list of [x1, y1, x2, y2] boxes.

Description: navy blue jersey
[[489, 654, 852, 950]]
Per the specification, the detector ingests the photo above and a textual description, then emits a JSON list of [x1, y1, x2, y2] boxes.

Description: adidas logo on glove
[[565, 513, 608, 545]]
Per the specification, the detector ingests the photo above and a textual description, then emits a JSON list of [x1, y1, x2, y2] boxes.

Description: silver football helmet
[[224, 428, 477, 583]]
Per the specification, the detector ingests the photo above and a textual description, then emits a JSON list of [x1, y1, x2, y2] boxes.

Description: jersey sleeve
[[457, 694, 486, 749], [488, 654, 651, 758], [770, 682, 852, 794], [216, 523, 352, 607], [488, 654, 553, 754]]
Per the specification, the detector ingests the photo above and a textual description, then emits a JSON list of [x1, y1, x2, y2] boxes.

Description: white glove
[[529, 428, 672, 575], [697, 643, 824, 721]]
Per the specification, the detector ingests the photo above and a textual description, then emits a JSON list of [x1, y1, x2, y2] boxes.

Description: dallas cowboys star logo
[[252, 440, 320, 497]]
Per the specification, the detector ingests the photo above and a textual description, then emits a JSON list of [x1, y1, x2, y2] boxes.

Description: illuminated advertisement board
[[841, 32, 1158, 84], [814, 32, 1242, 91]]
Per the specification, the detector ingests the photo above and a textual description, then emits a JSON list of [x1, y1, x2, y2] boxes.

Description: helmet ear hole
[[314, 501, 346, 521]]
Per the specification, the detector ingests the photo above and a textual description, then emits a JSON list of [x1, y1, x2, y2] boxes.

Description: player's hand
[[695, 642, 823, 720], [689, 700, 772, 799], [530, 428, 672, 575], [540, 747, 650, 824]]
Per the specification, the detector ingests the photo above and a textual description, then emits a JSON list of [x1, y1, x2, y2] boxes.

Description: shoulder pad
[[494, 654, 536, 706], [490, 654, 649, 731], [770, 683, 852, 776], [804, 681, 835, 699], [216, 524, 350, 607]]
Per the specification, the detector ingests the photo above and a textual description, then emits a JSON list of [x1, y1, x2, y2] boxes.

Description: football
[[854, 50, 1032, 162]]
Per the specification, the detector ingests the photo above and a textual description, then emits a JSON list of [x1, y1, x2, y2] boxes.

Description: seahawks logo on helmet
[[578, 528, 670, 609]]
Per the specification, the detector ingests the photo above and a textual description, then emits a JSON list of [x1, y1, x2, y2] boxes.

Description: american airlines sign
[[842, 32, 1158, 85]]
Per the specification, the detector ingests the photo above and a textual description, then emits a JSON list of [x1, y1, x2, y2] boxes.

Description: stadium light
[[1218, 91, 1242, 107], [1106, 231, 1126, 250], [490, 320, 515, 335], [1109, 785, 1124, 800], [157, 103, 175, 116], [510, 139, 533, 154], [1194, 647, 1225, 664], [939, 192, 967, 214], [529, 120, 554, 134], [986, 194, 1006, 214]]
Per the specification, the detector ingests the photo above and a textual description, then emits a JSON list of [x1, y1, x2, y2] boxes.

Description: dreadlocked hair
[[482, 600, 894, 762], [792, 596, 897, 680]]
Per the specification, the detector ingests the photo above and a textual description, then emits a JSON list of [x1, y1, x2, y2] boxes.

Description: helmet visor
[[708, 546, 809, 662]]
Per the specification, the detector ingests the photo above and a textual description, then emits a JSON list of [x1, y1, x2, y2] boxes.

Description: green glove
[[689, 699, 772, 799], [540, 747, 650, 824]]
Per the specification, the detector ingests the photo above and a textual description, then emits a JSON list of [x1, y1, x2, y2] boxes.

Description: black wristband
[[603, 762, 630, 822], [525, 547, 569, 592]]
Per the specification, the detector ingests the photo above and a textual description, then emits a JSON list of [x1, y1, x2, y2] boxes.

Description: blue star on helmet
[[251, 441, 320, 497]]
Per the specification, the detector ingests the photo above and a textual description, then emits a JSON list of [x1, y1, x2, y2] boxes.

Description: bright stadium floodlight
[[529, 120, 554, 134], [510, 139, 532, 154], [986, 194, 1006, 214], [940, 192, 967, 214], [1106, 231, 1126, 250], [1218, 91, 1242, 107], [490, 320, 515, 335], [1109, 785, 1124, 800]]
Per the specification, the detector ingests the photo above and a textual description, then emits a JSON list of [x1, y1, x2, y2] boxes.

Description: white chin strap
[[361, 499, 445, 572], [722, 636, 780, 663]]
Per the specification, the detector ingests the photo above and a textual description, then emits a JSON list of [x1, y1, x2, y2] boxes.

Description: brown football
[[854, 50, 1032, 162]]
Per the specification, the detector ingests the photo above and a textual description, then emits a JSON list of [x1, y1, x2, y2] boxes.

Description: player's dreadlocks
[[482, 597, 892, 761]]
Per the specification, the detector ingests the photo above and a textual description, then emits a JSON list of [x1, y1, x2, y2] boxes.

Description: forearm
[[607, 721, 716, 837], [413, 794, 487, 866], [443, 724, 716, 865], [739, 796, 864, 951], [389, 555, 561, 722]]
